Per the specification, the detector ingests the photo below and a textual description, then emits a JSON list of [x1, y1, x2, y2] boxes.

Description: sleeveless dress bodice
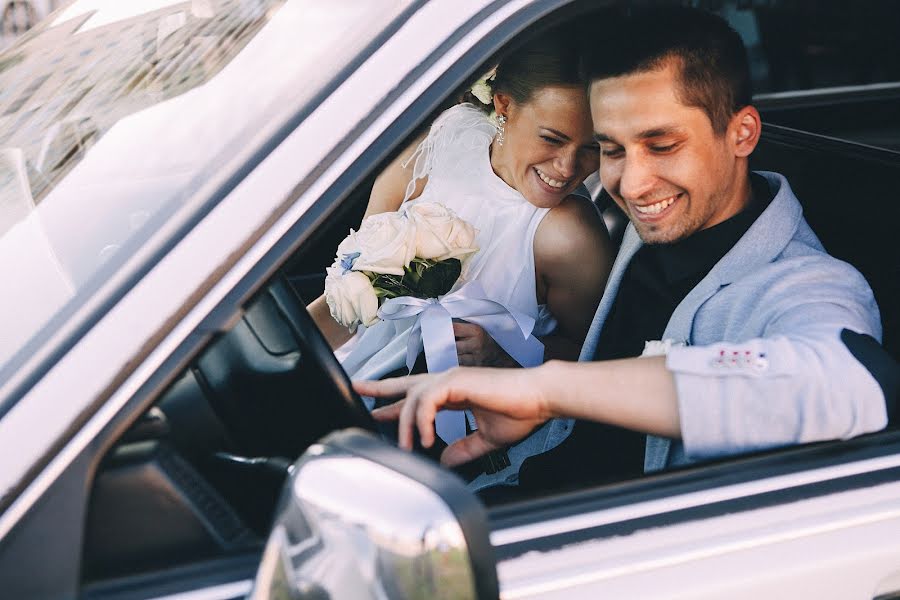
[[337, 104, 557, 381]]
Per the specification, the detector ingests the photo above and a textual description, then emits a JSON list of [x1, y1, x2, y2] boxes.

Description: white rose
[[329, 229, 362, 273], [470, 79, 493, 105], [324, 269, 379, 330], [334, 229, 360, 266], [352, 212, 417, 275], [406, 202, 478, 261]]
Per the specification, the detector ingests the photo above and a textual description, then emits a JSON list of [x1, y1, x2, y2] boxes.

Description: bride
[[309, 25, 613, 392]]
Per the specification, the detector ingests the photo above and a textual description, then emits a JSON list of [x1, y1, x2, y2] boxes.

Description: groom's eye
[[601, 146, 624, 158], [650, 144, 677, 153]]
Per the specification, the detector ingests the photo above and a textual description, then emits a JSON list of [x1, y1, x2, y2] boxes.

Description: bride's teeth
[[634, 196, 676, 215], [537, 169, 566, 189]]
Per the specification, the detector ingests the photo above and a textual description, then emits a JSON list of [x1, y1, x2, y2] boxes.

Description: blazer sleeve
[[665, 261, 891, 461]]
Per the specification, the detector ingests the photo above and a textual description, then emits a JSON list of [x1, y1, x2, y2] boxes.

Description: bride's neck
[[489, 141, 517, 191]]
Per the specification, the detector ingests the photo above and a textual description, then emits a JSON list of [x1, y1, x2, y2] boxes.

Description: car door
[[0, 0, 578, 598], [489, 432, 900, 599], [3, 1, 896, 598]]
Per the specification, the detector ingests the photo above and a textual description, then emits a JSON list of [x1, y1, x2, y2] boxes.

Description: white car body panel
[[497, 481, 900, 599]]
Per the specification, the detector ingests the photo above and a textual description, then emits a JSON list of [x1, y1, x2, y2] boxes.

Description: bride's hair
[[464, 24, 585, 111]]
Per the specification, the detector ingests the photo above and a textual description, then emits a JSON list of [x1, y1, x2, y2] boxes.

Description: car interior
[[77, 3, 900, 592]]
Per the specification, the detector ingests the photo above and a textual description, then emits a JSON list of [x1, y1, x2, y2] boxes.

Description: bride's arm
[[454, 195, 612, 366], [364, 130, 429, 218], [533, 195, 614, 360], [307, 295, 355, 351], [308, 131, 432, 348]]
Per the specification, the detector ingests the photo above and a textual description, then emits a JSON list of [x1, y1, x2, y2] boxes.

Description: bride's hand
[[453, 321, 518, 367]]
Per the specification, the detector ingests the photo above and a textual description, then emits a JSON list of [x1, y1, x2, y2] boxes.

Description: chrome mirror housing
[[250, 429, 498, 600]]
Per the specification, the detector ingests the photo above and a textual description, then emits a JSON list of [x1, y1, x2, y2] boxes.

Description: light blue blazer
[[468, 171, 886, 491]]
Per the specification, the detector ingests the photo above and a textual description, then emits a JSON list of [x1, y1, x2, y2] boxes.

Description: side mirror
[[250, 429, 499, 600]]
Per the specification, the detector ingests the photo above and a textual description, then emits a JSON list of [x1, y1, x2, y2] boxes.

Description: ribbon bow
[[378, 281, 544, 443]]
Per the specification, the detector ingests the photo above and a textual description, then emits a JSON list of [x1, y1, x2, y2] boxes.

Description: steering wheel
[[190, 274, 377, 461], [267, 276, 379, 434]]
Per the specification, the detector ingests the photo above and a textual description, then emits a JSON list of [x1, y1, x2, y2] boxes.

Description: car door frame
[[0, 0, 591, 597]]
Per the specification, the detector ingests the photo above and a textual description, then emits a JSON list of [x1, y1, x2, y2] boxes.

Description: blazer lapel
[[580, 224, 643, 361]]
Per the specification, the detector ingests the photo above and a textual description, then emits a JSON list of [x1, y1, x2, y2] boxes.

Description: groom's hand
[[355, 367, 550, 466]]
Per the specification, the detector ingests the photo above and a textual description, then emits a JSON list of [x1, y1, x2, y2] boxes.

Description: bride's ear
[[493, 92, 513, 119]]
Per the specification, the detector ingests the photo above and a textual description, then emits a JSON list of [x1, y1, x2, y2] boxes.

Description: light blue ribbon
[[378, 281, 544, 443]]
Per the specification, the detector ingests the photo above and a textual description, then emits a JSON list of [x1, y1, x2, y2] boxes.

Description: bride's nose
[[553, 147, 577, 179]]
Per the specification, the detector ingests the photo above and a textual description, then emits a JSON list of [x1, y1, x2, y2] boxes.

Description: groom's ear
[[493, 92, 513, 118]]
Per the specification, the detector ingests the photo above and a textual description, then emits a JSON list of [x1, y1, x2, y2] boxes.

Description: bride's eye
[[541, 135, 562, 145]]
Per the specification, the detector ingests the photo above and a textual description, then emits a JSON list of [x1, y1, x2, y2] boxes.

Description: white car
[[0, 1, 897, 598]]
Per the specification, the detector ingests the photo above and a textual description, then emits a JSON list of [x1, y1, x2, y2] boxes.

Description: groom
[[355, 7, 897, 489]]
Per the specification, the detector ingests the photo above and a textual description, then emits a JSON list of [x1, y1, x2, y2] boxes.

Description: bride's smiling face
[[491, 85, 600, 208]]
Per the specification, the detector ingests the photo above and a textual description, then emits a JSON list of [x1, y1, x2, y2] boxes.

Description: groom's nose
[[618, 154, 656, 200]]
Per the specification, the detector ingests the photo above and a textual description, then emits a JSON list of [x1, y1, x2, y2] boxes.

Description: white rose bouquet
[[324, 203, 478, 331]]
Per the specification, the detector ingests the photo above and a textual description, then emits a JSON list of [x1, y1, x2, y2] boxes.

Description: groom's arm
[[541, 357, 682, 437], [360, 356, 681, 461]]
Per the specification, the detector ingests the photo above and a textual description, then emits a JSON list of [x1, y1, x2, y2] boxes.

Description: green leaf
[[402, 264, 422, 287], [372, 273, 414, 299], [415, 259, 461, 298]]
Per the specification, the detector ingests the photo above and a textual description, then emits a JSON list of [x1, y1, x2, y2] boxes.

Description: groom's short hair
[[580, 7, 752, 134]]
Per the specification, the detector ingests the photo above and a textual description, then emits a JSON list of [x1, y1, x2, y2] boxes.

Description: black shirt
[[518, 175, 772, 492]]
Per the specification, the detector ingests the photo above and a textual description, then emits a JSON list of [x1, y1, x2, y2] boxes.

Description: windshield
[[0, 0, 412, 377]]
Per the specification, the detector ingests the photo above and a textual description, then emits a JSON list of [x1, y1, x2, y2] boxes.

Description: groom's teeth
[[634, 195, 677, 215], [536, 168, 567, 189]]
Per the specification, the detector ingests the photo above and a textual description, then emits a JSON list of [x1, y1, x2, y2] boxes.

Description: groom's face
[[590, 61, 747, 244]]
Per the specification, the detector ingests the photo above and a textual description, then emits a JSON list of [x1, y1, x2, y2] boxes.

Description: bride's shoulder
[[535, 195, 611, 265], [545, 194, 604, 229]]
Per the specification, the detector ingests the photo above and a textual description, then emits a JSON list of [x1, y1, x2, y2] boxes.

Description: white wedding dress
[[336, 103, 559, 384]]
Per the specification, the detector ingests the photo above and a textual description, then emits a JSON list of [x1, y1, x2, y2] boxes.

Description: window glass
[[720, 0, 900, 95], [717, 0, 900, 149], [0, 0, 412, 379]]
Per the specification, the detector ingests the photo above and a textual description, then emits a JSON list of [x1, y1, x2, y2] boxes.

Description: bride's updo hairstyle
[[464, 24, 585, 112]]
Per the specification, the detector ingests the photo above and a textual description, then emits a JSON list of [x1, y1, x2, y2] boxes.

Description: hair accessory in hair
[[470, 66, 497, 105]]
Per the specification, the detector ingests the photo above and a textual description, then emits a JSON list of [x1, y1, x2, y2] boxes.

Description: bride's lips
[[533, 167, 571, 194], [629, 192, 682, 222]]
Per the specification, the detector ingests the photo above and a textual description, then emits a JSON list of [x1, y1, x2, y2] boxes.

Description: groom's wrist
[[533, 360, 569, 420]]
